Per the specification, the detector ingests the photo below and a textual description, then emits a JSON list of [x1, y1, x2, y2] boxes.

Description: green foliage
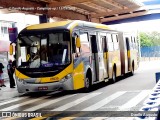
[[140, 31, 160, 47]]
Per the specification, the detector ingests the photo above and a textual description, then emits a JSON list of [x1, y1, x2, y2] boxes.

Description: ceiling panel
[[0, 0, 148, 23]]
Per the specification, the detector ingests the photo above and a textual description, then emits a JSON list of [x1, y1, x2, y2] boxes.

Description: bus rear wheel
[[110, 68, 116, 84], [130, 63, 134, 76]]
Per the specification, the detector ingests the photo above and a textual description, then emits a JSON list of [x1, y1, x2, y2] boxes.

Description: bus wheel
[[130, 62, 134, 76], [111, 68, 116, 83], [84, 76, 91, 92]]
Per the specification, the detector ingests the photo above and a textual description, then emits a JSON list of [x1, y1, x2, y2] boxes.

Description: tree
[[139, 31, 160, 47], [139, 32, 153, 47]]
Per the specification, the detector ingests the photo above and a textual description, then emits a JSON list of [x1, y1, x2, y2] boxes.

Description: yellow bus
[[10, 20, 139, 93]]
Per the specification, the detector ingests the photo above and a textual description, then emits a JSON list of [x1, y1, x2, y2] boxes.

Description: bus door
[[126, 37, 130, 71], [99, 33, 108, 79], [89, 33, 104, 82]]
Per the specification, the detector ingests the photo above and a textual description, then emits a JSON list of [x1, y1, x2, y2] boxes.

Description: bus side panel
[[116, 51, 121, 77], [103, 51, 108, 78], [107, 51, 112, 79], [133, 38, 139, 70], [108, 51, 121, 78], [124, 34, 139, 73], [130, 50, 138, 70], [124, 51, 128, 73], [130, 51, 133, 71], [73, 62, 85, 90], [111, 50, 121, 77], [135, 50, 139, 70]]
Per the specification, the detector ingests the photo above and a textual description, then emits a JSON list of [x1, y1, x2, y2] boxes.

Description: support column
[[90, 18, 101, 23], [39, 14, 48, 23]]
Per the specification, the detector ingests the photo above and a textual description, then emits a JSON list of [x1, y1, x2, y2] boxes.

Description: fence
[[141, 46, 160, 57]]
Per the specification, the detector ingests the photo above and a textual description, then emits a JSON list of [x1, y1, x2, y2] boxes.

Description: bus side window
[[135, 37, 138, 49], [80, 33, 90, 54], [72, 37, 76, 53], [107, 33, 114, 51], [112, 34, 119, 50], [101, 36, 108, 52], [90, 35, 98, 53], [134, 37, 136, 49], [72, 32, 80, 58], [131, 36, 134, 49], [126, 37, 130, 50]]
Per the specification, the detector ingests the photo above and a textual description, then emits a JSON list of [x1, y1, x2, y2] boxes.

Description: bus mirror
[[9, 44, 13, 55], [76, 37, 81, 48]]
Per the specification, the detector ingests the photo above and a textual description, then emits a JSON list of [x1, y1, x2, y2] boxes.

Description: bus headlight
[[65, 74, 72, 79], [60, 74, 72, 83], [17, 78, 24, 82]]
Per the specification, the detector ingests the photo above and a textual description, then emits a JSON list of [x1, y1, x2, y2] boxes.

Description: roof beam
[[0, 0, 46, 14], [48, 10, 88, 21], [49, 0, 93, 7], [98, 0, 126, 9], [81, 2, 109, 13], [91, 7, 143, 18], [101, 11, 148, 23], [74, 4, 98, 13]]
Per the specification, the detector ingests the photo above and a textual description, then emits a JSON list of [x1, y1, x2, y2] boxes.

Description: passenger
[[30, 47, 40, 68], [12, 56, 16, 72], [0, 62, 6, 88], [7, 60, 15, 88], [11, 55, 16, 86]]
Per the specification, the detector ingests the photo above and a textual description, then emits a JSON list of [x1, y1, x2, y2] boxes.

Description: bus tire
[[110, 66, 116, 84], [130, 62, 134, 76], [84, 70, 92, 92]]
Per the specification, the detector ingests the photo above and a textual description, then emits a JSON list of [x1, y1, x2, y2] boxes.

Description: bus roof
[[26, 20, 110, 31]]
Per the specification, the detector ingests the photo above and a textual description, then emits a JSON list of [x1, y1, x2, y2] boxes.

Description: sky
[[109, 0, 160, 33], [109, 19, 160, 32]]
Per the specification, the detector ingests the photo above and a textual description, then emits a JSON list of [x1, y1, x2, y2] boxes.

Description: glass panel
[[17, 32, 70, 68], [48, 33, 70, 66], [107, 34, 114, 51], [80, 33, 90, 53], [101, 36, 107, 52], [112, 34, 118, 43], [90, 35, 98, 53], [107, 34, 112, 42]]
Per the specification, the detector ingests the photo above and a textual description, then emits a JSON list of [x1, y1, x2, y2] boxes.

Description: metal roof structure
[[0, 0, 157, 23], [0, 0, 160, 23], [103, 0, 160, 24]]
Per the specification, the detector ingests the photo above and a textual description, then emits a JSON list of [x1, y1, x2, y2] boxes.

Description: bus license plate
[[38, 86, 48, 90]]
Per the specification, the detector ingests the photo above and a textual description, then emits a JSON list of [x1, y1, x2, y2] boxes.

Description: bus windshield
[[17, 32, 71, 68]]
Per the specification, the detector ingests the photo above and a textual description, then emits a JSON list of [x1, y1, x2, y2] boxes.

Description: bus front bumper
[[15, 76, 74, 93]]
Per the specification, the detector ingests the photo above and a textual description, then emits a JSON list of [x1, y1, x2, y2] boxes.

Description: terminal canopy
[[0, 0, 155, 23]]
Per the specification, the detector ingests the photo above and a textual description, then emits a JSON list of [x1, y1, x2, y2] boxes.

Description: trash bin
[[155, 72, 160, 83]]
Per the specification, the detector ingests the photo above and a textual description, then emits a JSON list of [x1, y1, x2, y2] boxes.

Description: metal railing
[[135, 75, 160, 120]]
